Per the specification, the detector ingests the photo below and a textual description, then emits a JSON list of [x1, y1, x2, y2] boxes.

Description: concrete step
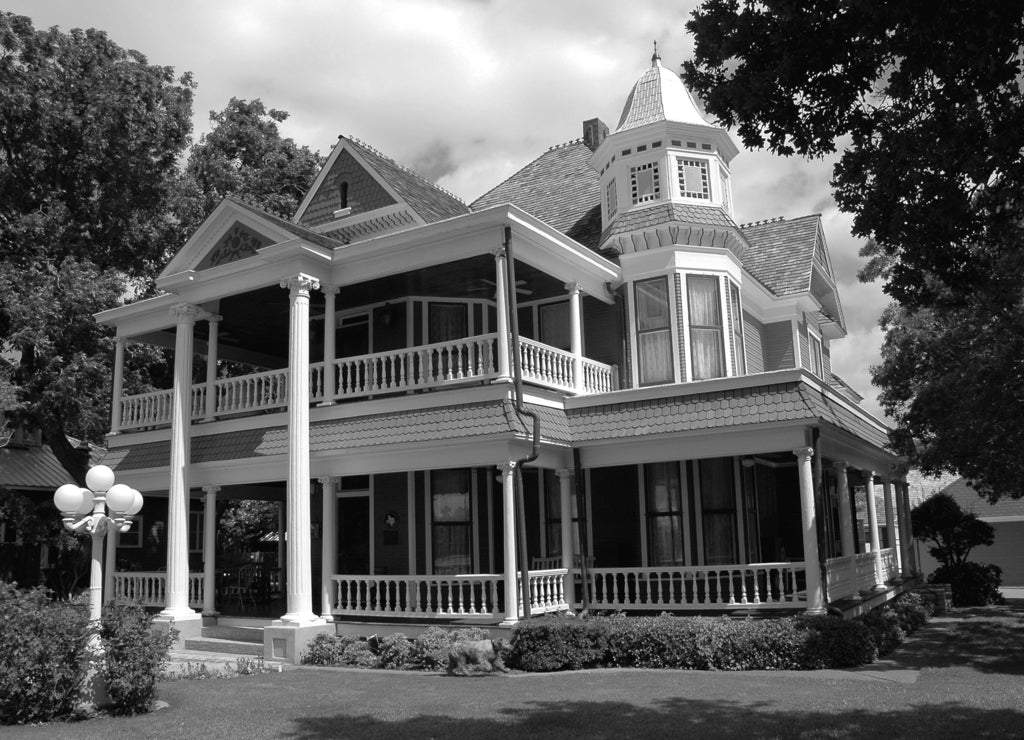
[[184, 636, 263, 656], [201, 625, 264, 643]]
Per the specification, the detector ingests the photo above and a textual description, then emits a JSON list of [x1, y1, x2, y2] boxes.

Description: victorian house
[[96, 51, 918, 662]]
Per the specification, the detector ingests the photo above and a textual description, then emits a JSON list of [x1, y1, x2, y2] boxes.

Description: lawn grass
[[6, 603, 1023, 740]]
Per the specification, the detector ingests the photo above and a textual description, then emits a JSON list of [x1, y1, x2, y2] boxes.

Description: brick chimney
[[583, 118, 608, 152]]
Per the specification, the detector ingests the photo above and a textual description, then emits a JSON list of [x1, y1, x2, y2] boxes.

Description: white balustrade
[[827, 548, 900, 601], [112, 571, 203, 609], [329, 573, 505, 618], [586, 563, 806, 610], [214, 368, 289, 415], [116, 333, 618, 429], [519, 569, 569, 616]]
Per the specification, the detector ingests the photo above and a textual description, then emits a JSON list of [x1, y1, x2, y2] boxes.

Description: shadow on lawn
[[284, 700, 1024, 739]]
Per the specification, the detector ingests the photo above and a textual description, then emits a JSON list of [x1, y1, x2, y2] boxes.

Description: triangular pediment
[[294, 146, 399, 230], [159, 200, 307, 280]]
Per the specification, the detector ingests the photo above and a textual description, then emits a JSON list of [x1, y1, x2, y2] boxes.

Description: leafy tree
[[911, 492, 1003, 606], [683, 2, 1024, 500], [176, 98, 324, 234], [218, 500, 279, 554], [0, 12, 195, 484]]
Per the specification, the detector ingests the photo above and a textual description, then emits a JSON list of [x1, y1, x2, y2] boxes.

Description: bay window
[[634, 276, 674, 385], [687, 275, 725, 380]]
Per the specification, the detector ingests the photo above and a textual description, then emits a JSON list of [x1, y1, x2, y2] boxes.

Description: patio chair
[[224, 563, 260, 607]]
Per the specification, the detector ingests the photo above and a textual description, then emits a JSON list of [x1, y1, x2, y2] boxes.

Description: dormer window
[[606, 179, 618, 217], [677, 158, 710, 200], [631, 161, 660, 204]]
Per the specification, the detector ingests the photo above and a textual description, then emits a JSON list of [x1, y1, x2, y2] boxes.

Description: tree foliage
[[0, 12, 195, 483], [684, 2, 1024, 499], [911, 492, 994, 570]]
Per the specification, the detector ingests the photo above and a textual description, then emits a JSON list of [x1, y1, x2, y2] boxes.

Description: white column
[[900, 482, 918, 575], [556, 469, 574, 570], [499, 462, 518, 625], [279, 274, 322, 625], [834, 461, 855, 557], [159, 304, 203, 622], [319, 476, 337, 620], [103, 523, 116, 604], [320, 286, 338, 405], [110, 337, 126, 434], [277, 502, 286, 584], [493, 249, 511, 381], [203, 317, 220, 422], [202, 485, 218, 615], [566, 282, 584, 394], [793, 447, 825, 614], [864, 470, 884, 588], [882, 478, 897, 572], [895, 479, 912, 578]]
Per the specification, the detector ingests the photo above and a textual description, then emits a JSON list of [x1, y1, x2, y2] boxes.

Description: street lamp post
[[53, 464, 143, 709]]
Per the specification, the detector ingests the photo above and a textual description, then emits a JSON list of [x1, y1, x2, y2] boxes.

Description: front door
[[337, 496, 370, 574]]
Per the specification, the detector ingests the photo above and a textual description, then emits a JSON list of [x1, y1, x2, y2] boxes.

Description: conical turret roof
[[615, 49, 710, 132]]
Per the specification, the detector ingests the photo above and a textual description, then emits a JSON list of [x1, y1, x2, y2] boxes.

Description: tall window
[[634, 276, 674, 385], [700, 458, 738, 565], [808, 333, 824, 378], [543, 470, 579, 558], [646, 462, 685, 566], [720, 171, 731, 212], [339, 181, 349, 209], [687, 275, 725, 380], [606, 179, 618, 217], [630, 161, 661, 203], [677, 158, 710, 199], [729, 283, 745, 375], [431, 469, 472, 575]]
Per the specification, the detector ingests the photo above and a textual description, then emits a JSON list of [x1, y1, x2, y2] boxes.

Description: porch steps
[[183, 625, 264, 656]]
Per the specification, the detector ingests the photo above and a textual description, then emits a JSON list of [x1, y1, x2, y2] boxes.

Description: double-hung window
[[431, 469, 472, 575], [687, 275, 726, 380], [808, 333, 824, 378], [646, 462, 685, 566], [729, 283, 745, 375], [634, 276, 674, 385]]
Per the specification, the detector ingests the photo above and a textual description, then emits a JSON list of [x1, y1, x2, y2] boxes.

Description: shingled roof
[[739, 215, 820, 297], [226, 197, 344, 250], [470, 140, 602, 250], [346, 138, 469, 225], [1, 439, 105, 491]]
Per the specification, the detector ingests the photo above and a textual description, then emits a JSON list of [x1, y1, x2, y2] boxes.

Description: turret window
[[631, 162, 661, 204], [677, 158, 710, 200], [687, 275, 726, 380], [606, 179, 618, 217], [634, 276, 674, 385]]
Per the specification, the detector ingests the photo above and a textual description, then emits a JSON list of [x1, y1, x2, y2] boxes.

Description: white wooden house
[[96, 51, 919, 662]]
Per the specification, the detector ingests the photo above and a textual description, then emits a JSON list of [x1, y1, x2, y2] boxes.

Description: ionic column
[[833, 461, 856, 557], [498, 462, 518, 625], [864, 470, 884, 588], [882, 478, 898, 574], [110, 337, 126, 434], [566, 282, 584, 394], [793, 447, 825, 614], [279, 274, 322, 625], [493, 249, 511, 381], [319, 476, 338, 620], [160, 303, 204, 622], [202, 485, 219, 615], [203, 316, 221, 422], [320, 286, 338, 405], [556, 469, 574, 570]]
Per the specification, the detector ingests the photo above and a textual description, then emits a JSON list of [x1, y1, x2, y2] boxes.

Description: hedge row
[[302, 625, 492, 670], [0, 582, 173, 725]]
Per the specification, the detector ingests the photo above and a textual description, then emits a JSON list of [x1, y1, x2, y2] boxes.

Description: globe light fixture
[[52, 463, 143, 709]]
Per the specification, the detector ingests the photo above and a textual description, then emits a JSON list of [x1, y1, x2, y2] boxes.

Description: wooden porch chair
[[223, 563, 260, 607]]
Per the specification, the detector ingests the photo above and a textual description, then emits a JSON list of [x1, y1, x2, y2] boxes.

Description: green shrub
[[101, 601, 174, 715], [375, 633, 413, 669], [408, 626, 490, 671], [795, 616, 877, 668], [890, 591, 933, 634], [301, 633, 379, 667], [0, 582, 90, 725], [930, 563, 1005, 607], [856, 606, 905, 656], [509, 617, 609, 672]]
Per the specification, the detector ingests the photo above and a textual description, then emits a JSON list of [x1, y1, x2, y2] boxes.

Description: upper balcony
[[115, 332, 618, 432]]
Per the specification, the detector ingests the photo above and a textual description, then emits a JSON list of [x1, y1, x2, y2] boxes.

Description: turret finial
[[652, 40, 661, 67]]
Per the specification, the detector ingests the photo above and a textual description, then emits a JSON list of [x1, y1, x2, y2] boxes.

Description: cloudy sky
[[7, 0, 890, 417]]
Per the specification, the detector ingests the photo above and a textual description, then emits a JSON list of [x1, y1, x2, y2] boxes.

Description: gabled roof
[[228, 198, 343, 250], [739, 215, 820, 297], [346, 138, 469, 224], [470, 140, 602, 250], [934, 477, 1024, 519], [1, 439, 105, 491]]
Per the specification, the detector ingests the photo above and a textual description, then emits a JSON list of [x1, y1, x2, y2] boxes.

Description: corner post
[[493, 249, 511, 381], [202, 485, 219, 616], [566, 282, 584, 394], [793, 447, 825, 614], [110, 337, 125, 434], [498, 462, 519, 625], [864, 470, 884, 588]]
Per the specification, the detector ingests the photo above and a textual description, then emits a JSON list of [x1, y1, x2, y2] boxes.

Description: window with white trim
[[729, 283, 745, 375], [687, 275, 726, 380], [630, 161, 661, 204], [645, 462, 685, 566], [808, 333, 824, 378], [606, 178, 618, 217], [431, 469, 472, 575], [677, 158, 710, 199], [720, 171, 731, 212], [634, 276, 674, 385]]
